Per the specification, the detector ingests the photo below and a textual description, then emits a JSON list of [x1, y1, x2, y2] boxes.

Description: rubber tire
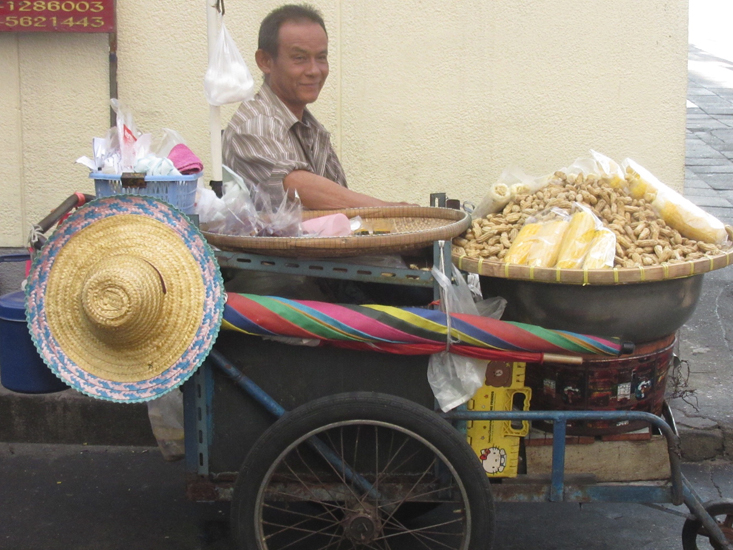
[[682, 499, 733, 550], [230, 392, 495, 550]]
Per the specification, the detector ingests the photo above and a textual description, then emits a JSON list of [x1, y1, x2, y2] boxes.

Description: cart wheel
[[231, 392, 494, 550], [682, 499, 733, 550]]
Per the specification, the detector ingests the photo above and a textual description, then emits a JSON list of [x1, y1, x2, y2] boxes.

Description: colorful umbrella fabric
[[222, 293, 625, 362]]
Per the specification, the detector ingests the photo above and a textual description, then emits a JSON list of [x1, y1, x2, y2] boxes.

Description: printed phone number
[[0, 1, 106, 12], [0, 14, 105, 27]]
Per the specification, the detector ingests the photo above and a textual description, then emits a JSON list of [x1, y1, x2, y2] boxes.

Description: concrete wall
[[0, 0, 689, 246]]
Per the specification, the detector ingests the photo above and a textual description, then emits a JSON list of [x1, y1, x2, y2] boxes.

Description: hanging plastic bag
[[147, 390, 185, 461], [204, 19, 255, 106], [427, 262, 487, 412]]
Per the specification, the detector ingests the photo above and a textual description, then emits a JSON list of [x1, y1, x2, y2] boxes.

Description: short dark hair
[[258, 4, 327, 58]]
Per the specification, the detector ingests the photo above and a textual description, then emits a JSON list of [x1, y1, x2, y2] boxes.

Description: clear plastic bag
[[427, 264, 487, 412], [259, 191, 303, 237], [196, 166, 304, 237], [504, 207, 570, 268], [146, 390, 184, 461], [582, 228, 616, 269], [473, 166, 547, 219], [204, 19, 255, 106], [221, 166, 262, 235], [555, 203, 603, 269], [196, 166, 261, 235], [622, 158, 727, 245], [152, 128, 187, 158], [110, 99, 140, 172]]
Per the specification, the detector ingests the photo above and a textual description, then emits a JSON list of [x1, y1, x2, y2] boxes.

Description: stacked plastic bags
[[76, 100, 200, 177]]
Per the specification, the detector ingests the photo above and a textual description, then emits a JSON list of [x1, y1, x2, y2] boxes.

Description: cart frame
[[183, 243, 733, 550]]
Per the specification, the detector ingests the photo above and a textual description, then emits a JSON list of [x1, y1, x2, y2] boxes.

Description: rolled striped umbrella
[[222, 293, 628, 363]]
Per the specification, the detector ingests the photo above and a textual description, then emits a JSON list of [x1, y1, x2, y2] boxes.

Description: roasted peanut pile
[[454, 171, 728, 268]]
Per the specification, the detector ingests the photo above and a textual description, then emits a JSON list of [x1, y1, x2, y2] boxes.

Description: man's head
[[256, 4, 329, 119]]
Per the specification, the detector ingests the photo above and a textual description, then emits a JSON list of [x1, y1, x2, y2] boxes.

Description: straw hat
[[25, 195, 225, 402]]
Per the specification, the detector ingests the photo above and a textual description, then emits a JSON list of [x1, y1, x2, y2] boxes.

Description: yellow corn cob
[[654, 189, 727, 244], [526, 219, 570, 268], [627, 175, 655, 200], [582, 229, 616, 269], [556, 211, 597, 269], [503, 223, 541, 265]]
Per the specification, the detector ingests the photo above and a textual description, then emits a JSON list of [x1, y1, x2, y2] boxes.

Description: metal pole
[[206, 0, 223, 194]]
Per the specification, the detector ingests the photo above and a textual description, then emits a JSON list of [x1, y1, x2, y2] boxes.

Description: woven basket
[[203, 206, 470, 258], [453, 246, 733, 285]]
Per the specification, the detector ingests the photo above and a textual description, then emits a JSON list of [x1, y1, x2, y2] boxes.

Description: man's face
[[258, 20, 329, 118]]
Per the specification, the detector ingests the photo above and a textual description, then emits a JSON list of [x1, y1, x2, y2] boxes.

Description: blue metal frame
[[183, 359, 214, 476], [441, 409, 683, 504]]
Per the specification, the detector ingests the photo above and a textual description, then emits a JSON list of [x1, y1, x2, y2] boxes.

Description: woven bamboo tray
[[203, 206, 471, 258], [453, 246, 733, 285]]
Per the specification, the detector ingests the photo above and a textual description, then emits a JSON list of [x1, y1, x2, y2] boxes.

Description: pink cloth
[[167, 143, 203, 175]]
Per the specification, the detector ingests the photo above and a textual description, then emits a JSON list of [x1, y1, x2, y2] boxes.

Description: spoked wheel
[[231, 392, 494, 550], [682, 499, 733, 550]]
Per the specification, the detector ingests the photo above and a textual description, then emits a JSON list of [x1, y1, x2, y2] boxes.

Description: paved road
[[3, 442, 733, 550], [670, 8, 733, 460]]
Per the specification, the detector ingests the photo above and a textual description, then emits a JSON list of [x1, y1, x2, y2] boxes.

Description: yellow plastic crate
[[466, 361, 531, 477]]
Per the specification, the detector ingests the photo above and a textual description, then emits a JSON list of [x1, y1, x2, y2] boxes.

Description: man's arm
[[283, 170, 408, 209]]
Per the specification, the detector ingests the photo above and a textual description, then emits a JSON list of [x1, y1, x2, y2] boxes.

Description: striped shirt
[[222, 83, 347, 203]]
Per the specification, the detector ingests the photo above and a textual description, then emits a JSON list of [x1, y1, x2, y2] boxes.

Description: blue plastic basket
[[90, 172, 201, 215]]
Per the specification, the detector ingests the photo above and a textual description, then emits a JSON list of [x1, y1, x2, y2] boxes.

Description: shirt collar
[[260, 82, 319, 131]]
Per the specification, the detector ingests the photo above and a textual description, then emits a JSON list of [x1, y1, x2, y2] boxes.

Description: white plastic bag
[[204, 20, 255, 106], [473, 166, 547, 219], [110, 99, 139, 172], [152, 128, 187, 158], [147, 390, 185, 461], [427, 264, 487, 412]]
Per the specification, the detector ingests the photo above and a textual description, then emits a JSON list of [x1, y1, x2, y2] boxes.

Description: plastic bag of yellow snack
[[505, 208, 571, 267], [526, 218, 570, 267], [623, 158, 727, 245], [556, 204, 601, 269], [582, 228, 617, 269], [504, 222, 541, 265]]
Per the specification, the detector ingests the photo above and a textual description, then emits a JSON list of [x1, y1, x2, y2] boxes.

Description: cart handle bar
[[31, 193, 95, 251]]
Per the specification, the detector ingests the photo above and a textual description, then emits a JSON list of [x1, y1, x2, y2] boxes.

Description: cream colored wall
[[0, 0, 689, 246]]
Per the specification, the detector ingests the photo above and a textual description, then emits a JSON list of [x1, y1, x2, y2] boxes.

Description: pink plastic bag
[[301, 213, 352, 237]]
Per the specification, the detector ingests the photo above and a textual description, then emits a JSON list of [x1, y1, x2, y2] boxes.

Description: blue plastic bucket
[[0, 290, 68, 393]]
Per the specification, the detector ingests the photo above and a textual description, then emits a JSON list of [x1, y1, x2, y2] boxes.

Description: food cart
[[13, 179, 733, 550], [177, 221, 733, 550]]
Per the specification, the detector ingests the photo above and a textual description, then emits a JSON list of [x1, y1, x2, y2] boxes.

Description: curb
[[0, 384, 156, 447], [671, 398, 730, 462]]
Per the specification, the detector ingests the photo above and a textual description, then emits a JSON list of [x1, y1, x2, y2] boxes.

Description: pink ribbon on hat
[[167, 143, 203, 175]]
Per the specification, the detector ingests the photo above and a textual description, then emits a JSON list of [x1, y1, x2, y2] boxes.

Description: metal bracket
[[216, 250, 436, 287]]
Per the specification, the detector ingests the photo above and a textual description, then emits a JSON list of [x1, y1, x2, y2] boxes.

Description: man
[[223, 4, 406, 209], [222, 4, 427, 304]]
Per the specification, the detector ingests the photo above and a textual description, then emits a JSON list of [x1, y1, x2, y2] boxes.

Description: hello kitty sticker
[[479, 446, 507, 475]]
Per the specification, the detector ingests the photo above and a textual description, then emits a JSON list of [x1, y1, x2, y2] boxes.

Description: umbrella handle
[[542, 353, 584, 365]]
